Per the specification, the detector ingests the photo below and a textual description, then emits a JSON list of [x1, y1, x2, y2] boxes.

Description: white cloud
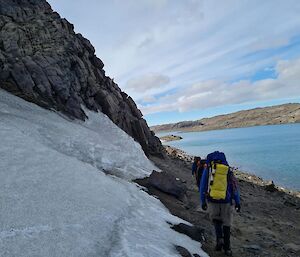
[[48, 1, 300, 84], [47, 0, 300, 120], [141, 95, 157, 103], [250, 36, 290, 51], [126, 73, 170, 93], [277, 58, 300, 82], [141, 57, 300, 114]]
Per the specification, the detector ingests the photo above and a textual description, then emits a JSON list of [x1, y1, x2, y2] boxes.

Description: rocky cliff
[[152, 103, 300, 132], [0, 0, 162, 156]]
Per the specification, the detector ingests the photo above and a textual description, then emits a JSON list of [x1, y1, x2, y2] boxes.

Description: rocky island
[[160, 134, 183, 142]]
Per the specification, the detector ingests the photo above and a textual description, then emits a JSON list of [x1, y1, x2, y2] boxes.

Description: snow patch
[[0, 90, 208, 257], [0, 89, 156, 180]]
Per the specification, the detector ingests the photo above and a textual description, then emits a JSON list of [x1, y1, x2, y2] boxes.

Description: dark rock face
[[0, 0, 163, 156], [175, 246, 201, 257], [172, 223, 205, 243], [264, 181, 278, 192], [175, 246, 193, 257], [148, 171, 187, 199]]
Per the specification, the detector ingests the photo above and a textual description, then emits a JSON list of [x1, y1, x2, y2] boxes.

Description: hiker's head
[[196, 157, 201, 166], [194, 156, 199, 163]]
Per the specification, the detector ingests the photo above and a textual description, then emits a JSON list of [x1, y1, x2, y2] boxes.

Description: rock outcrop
[[172, 223, 205, 243], [146, 170, 187, 200], [0, 0, 163, 156]]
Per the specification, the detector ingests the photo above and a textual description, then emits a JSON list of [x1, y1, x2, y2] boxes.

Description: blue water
[[158, 124, 300, 190]]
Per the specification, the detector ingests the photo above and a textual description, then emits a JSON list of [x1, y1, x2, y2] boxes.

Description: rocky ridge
[[0, 0, 162, 156], [152, 103, 300, 133]]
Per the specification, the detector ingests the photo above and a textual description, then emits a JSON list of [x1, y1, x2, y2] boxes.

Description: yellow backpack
[[208, 163, 229, 200]]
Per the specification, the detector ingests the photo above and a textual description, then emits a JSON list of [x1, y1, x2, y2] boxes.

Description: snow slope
[[0, 90, 208, 257]]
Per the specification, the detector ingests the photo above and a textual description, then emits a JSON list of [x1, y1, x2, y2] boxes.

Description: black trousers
[[213, 219, 231, 250]]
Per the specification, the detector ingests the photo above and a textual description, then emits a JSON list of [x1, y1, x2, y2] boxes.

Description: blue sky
[[48, 0, 300, 126]]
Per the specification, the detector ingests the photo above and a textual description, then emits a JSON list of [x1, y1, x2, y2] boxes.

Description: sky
[[47, 0, 300, 126]]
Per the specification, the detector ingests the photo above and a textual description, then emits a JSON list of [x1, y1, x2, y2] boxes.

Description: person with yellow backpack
[[200, 151, 241, 256]]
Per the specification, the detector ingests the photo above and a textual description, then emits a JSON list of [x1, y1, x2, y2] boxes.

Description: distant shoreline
[[151, 103, 300, 133], [155, 122, 300, 135]]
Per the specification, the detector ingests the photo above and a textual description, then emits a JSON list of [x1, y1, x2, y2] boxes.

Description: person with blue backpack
[[200, 151, 241, 256]]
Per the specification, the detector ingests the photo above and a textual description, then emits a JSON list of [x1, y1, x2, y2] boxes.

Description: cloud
[[141, 95, 157, 103], [126, 73, 170, 93], [48, 1, 300, 86], [137, 35, 154, 49], [277, 58, 300, 82], [141, 58, 300, 114], [250, 36, 290, 52], [48, 0, 300, 122]]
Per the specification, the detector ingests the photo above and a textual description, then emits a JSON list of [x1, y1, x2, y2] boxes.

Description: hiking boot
[[213, 220, 224, 251], [223, 226, 231, 252], [224, 249, 233, 256], [215, 238, 224, 251]]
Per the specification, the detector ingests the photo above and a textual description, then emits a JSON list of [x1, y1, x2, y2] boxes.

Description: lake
[[157, 123, 300, 190]]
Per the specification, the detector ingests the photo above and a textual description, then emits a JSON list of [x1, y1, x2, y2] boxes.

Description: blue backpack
[[206, 151, 228, 166]]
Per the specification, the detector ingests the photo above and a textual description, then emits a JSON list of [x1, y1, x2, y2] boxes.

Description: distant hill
[[151, 103, 300, 132]]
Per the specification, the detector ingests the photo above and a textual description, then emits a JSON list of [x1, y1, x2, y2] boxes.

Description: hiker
[[200, 151, 241, 256], [192, 156, 202, 189], [192, 156, 200, 179]]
